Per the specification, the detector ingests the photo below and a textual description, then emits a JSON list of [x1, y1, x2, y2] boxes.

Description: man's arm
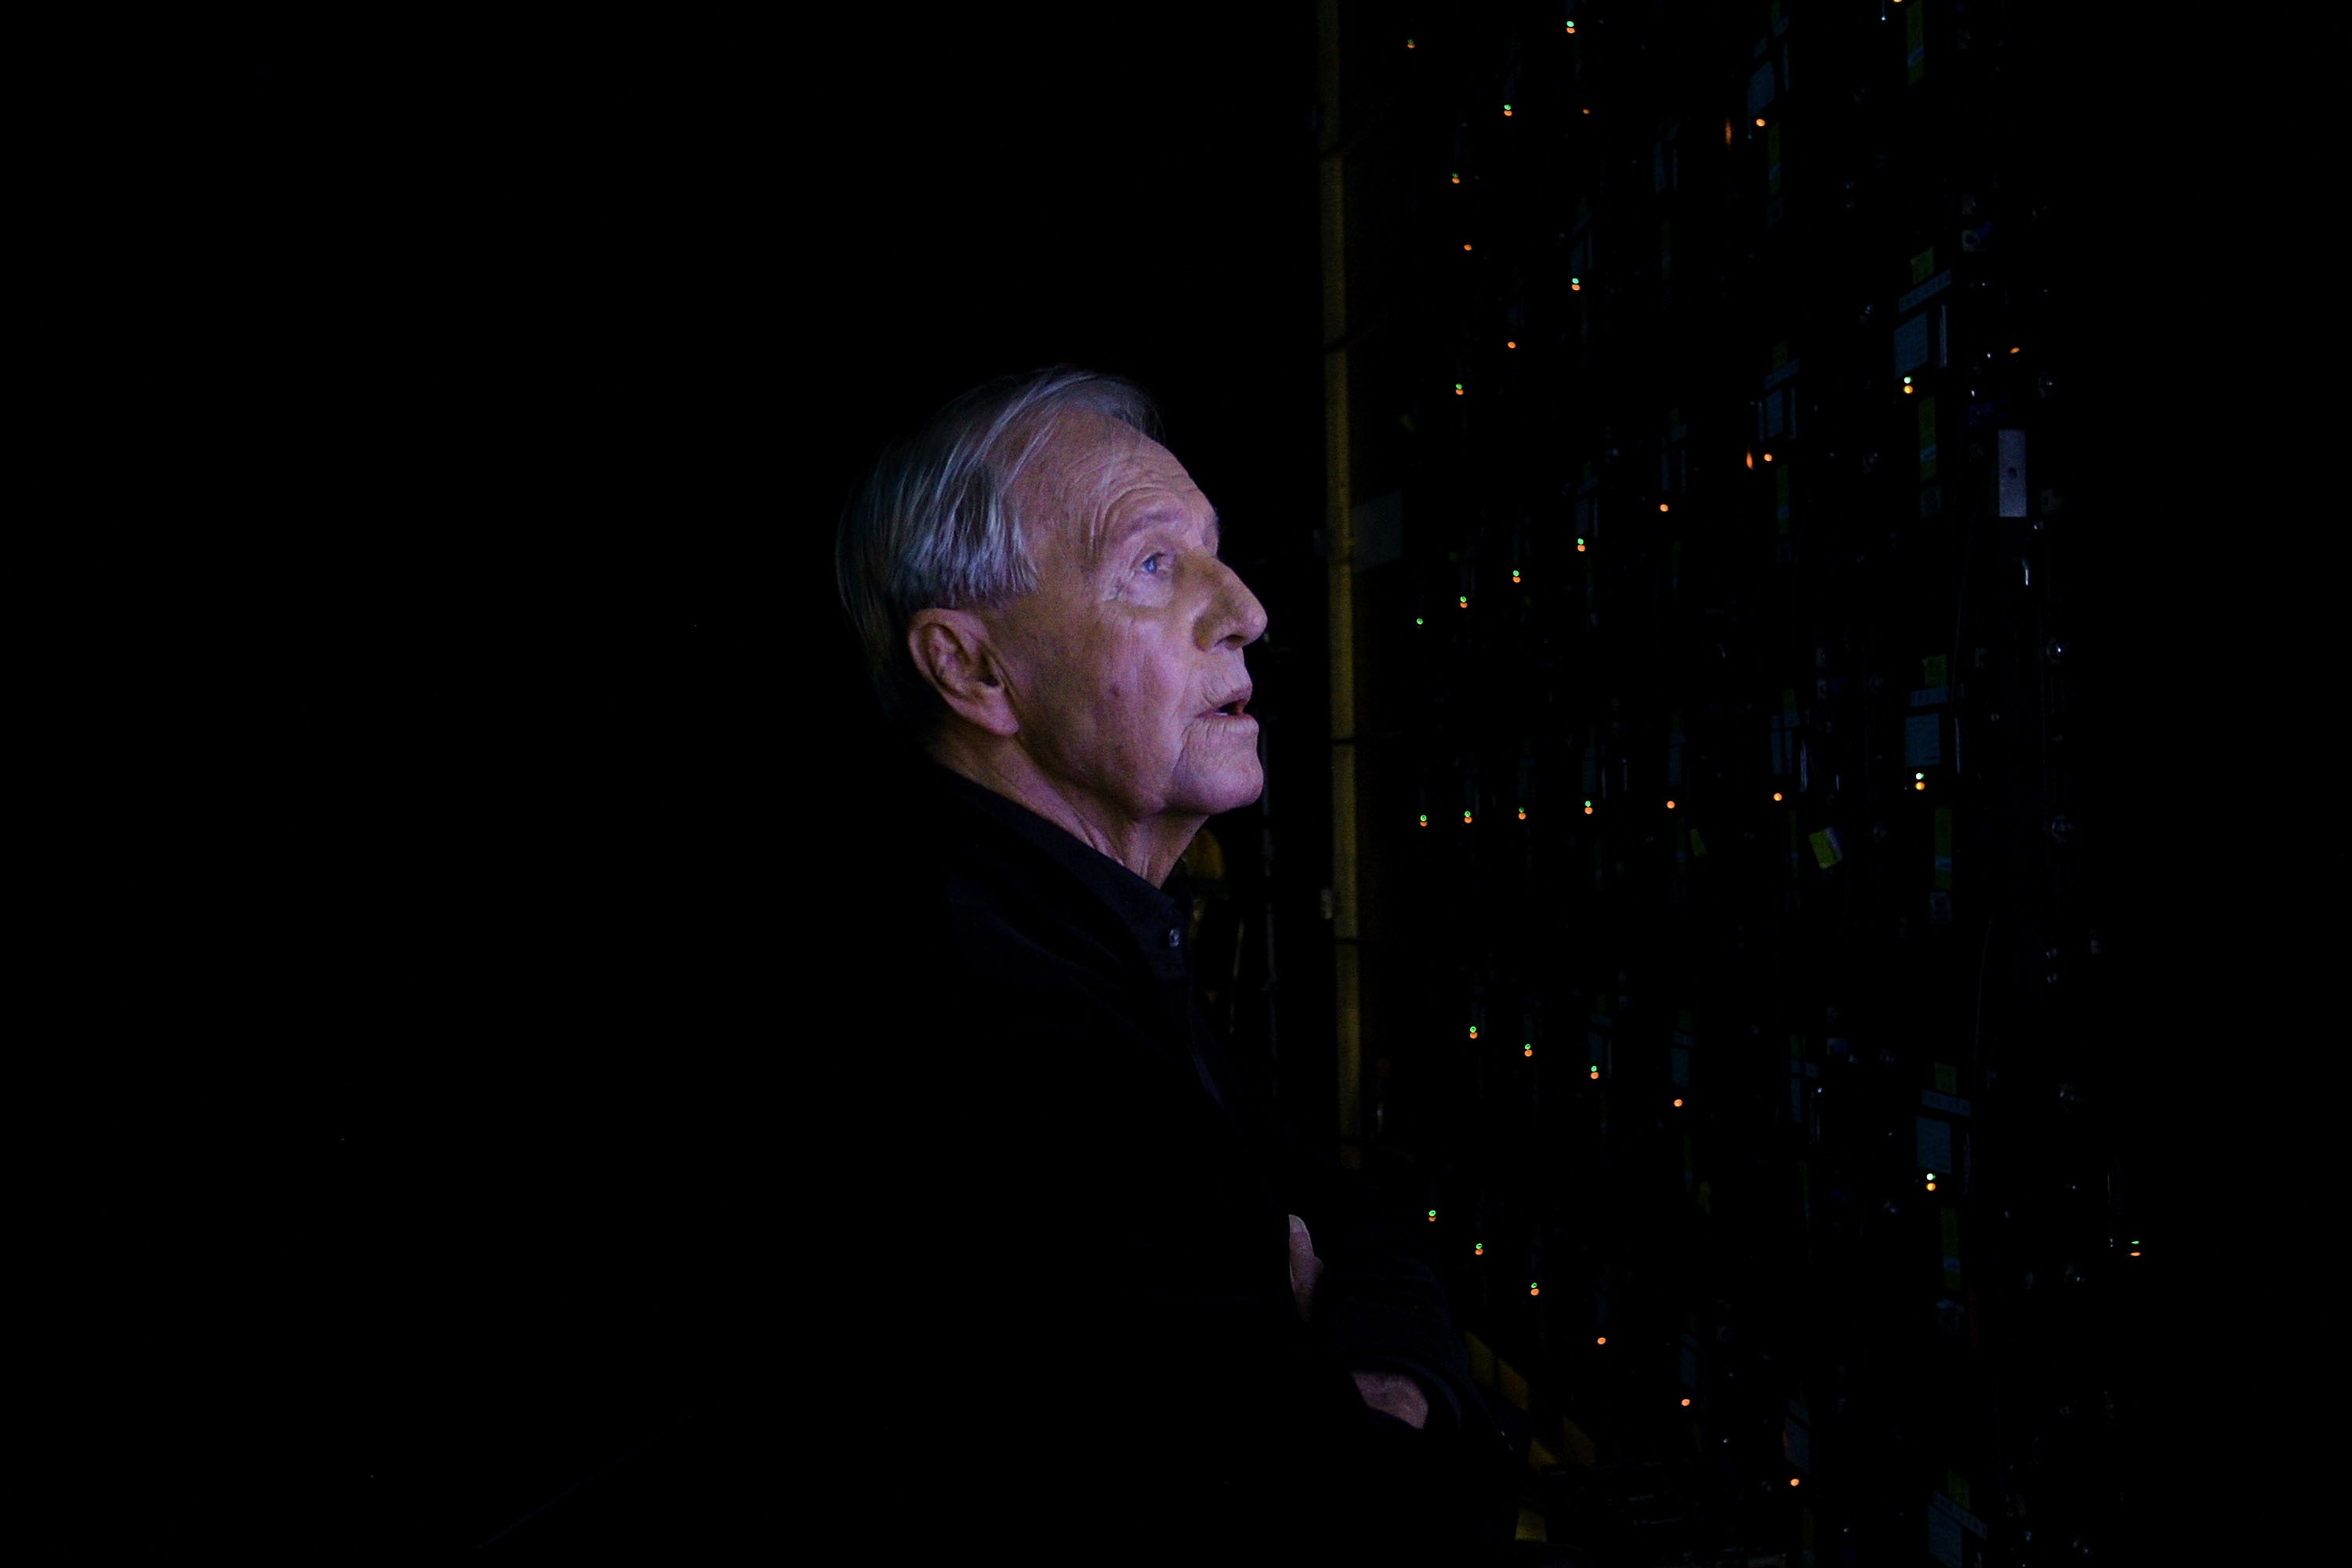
[[1293, 1214, 1433, 1430]]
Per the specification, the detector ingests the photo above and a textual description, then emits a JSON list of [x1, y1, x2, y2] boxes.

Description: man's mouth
[[1205, 685, 1254, 718]]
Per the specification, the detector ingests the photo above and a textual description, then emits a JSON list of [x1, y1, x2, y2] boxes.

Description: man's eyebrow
[[1102, 506, 1222, 553]]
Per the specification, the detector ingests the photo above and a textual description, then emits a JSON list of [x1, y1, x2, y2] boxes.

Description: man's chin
[[1189, 761, 1265, 818]]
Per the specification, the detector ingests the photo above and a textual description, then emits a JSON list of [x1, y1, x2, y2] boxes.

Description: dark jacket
[[475, 753, 1510, 1558], [836, 758, 1498, 1557]]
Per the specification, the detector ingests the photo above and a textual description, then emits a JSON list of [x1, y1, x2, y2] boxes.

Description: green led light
[[1458, 594, 1469, 607], [1916, 771, 1925, 779], [1428, 1208, 1438, 1218], [1414, 616, 1425, 625]]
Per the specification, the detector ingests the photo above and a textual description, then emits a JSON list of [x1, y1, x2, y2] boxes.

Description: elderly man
[[825, 367, 1508, 1555]]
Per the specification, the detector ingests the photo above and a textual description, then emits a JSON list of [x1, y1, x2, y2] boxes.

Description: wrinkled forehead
[[1011, 408, 1194, 567]]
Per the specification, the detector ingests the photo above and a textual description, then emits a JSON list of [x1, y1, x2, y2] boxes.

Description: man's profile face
[[985, 408, 1269, 833]]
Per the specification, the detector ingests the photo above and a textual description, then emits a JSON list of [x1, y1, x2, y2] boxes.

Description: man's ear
[[907, 609, 1020, 738]]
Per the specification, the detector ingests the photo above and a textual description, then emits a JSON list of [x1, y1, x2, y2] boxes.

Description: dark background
[[191, 9, 1340, 1552], [172, 7, 2324, 1554]]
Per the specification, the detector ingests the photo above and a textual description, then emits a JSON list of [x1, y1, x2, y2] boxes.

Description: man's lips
[[1203, 685, 1254, 718]]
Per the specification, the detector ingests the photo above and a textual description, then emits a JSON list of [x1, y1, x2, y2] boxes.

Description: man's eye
[[1141, 553, 1169, 576]]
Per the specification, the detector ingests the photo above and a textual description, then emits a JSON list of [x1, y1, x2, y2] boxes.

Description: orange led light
[[1518, 808, 1527, 820], [1762, 452, 1774, 462], [1666, 799, 1677, 810], [1658, 502, 1671, 512], [1502, 107, 1514, 118], [1506, 339, 1517, 348], [1915, 780, 1926, 791], [1576, 542, 1587, 551], [1595, 1336, 1606, 1346], [1790, 1478, 1802, 1488], [1673, 1098, 1684, 1108], [1530, 1285, 1541, 1296], [1755, 117, 1767, 127], [1463, 242, 1474, 251], [1772, 791, 1784, 802], [1582, 804, 1594, 815], [1681, 1398, 1692, 1407], [2010, 345, 2022, 354], [1746, 451, 1755, 470], [1450, 174, 1461, 184]]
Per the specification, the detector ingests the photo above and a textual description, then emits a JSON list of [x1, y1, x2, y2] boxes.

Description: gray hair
[[835, 365, 1161, 739]]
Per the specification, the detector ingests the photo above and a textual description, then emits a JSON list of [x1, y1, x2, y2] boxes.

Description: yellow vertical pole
[[1316, 0, 1363, 1170]]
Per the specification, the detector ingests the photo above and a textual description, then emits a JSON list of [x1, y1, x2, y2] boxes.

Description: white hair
[[835, 365, 1160, 739]]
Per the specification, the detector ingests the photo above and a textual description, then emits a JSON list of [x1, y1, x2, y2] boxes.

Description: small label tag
[[1927, 1508, 1963, 1568], [1898, 269, 1953, 314], [1904, 713, 1943, 768], [1915, 1116, 1954, 1174], [1932, 1490, 1988, 1539]]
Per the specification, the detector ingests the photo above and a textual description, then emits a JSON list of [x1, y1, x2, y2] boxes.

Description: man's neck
[[927, 737, 1201, 890]]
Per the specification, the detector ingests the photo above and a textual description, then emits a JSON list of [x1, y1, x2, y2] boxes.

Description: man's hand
[[1290, 1215, 1432, 1431], [1287, 1214, 1325, 1323], [1349, 1370, 1431, 1430]]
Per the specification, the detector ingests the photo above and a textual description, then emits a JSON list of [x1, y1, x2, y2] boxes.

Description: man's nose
[[1200, 557, 1269, 650]]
